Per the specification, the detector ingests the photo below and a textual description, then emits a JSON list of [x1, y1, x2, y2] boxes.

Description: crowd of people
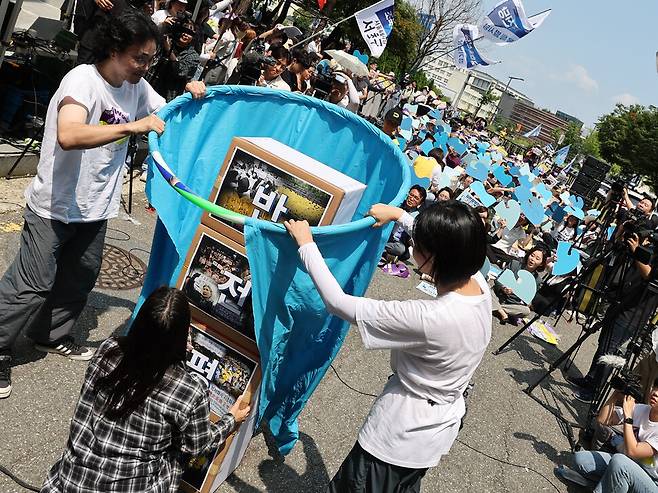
[[2, 0, 658, 491]]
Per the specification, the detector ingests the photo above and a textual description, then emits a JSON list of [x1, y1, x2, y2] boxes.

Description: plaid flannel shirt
[[41, 338, 235, 493]]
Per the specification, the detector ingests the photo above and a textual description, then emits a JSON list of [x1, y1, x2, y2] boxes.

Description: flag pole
[[289, 13, 357, 49], [290, 0, 390, 50]]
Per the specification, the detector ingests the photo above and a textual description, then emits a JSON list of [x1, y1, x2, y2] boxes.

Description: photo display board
[[202, 137, 366, 243], [177, 226, 255, 348]]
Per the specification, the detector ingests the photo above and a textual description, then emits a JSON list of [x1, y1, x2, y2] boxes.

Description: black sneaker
[[34, 338, 94, 361], [566, 374, 593, 389], [574, 387, 594, 403], [0, 356, 11, 399]]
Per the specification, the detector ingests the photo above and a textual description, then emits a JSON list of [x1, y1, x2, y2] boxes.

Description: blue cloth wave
[[140, 86, 409, 454]]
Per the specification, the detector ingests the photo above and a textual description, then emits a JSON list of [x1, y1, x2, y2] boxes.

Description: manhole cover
[[96, 244, 147, 291]]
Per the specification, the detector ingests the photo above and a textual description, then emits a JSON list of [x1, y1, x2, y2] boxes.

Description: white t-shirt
[[262, 75, 291, 91], [356, 272, 492, 468], [25, 64, 165, 223], [616, 404, 658, 476], [492, 226, 526, 253]]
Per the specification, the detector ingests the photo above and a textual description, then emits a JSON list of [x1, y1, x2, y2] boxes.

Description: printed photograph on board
[[186, 324, 257, 416], [212, 148, 333, 232], [181, 232, 254, 340]]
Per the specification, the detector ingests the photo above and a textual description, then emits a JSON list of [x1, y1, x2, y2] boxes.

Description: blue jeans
[[574, 451, 658, 493]]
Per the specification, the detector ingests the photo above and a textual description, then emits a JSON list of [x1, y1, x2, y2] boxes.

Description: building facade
[[499, 100, 571, 144], [425, 56, 532, 122]]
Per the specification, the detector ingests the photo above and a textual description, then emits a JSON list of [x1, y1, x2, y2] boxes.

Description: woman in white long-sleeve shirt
[[284, 200, 493, 493]]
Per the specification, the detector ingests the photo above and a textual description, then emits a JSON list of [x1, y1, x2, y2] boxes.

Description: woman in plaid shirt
[[41, 287, 250, 492]]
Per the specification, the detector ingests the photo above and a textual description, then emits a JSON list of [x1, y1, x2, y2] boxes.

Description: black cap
[[385, 107, 403, 126]]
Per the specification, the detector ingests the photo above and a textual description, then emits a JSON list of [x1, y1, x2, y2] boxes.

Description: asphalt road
[[0, 176, 595, 492]]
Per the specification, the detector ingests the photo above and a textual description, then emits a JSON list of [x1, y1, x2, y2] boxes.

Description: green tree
[[598, 104, 658, 189], [474, 89, 498, 118], [551, 122, 600, 162]]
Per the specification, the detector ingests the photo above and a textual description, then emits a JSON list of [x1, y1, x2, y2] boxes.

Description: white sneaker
[[34, 338, 94, 361]]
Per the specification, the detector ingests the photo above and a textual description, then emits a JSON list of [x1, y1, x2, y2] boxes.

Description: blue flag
[[479, 0, 551, 45], [554, 144, 571, 166], [140, 86, 409, 455], [523, 124, 542, 138], [453, 24, 498, 70]]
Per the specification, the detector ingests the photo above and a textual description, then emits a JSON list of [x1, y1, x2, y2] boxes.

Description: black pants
[[327, 441, 427, 493], [0, 207, 106, 356]]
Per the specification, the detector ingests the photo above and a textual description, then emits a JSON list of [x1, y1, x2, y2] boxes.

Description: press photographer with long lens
[[0, 10, 207, 399], [569, 227, 658, 404], [151, 0, 188, 28]]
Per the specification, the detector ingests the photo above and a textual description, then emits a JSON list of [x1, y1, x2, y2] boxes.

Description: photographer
[[560, 386, 658, 491], [570, 232, 657, 403], [256, 44, 291, 90], [153, 18, 212, 100], [151, 0, 187, 28], [609, 186, 658, 232]]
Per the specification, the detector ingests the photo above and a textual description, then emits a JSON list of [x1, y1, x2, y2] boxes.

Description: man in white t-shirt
[[0, 11, 206, 399]]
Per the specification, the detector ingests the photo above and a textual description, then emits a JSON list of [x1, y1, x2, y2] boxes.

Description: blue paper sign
[[498, 269, 537, 304], [470, 181, 497, 207], [552, 241, 580, 276]]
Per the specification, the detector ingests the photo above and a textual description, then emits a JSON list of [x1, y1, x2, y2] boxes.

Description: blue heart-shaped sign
[[493, 165, 513, 186], [552, 241, 580, 276], [564, 206, 585, 220], [470, 181, 496, 207], [400, 117, 412, 131], [520, 197, 546, 225], [420, 140, 434, 156], [569, 195, 584, 211], [447, 137, 468, 156], [508, 165, 521, 177], [353, 49, 369, 65], [465, 161, 489, 182], [494, 199, 521, 227], [498, 269, 537, 304]]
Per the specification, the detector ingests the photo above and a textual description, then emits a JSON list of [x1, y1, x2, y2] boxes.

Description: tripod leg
[[492, 313, 541, 355], [525, 327, 596, 395]]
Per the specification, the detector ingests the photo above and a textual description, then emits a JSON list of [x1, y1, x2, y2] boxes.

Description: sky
[[472, 0, 658, 128]]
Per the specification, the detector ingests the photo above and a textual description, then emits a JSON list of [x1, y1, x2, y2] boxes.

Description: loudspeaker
[[581, 155, 610, 178]]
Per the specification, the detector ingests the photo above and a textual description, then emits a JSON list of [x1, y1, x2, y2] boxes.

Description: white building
[[425, 56, 533, 121]]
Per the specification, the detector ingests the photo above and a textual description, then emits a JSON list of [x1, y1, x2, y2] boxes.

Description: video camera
[[167, 10, 195, 38], [238, 51, 277, 86], [610, 371, 645, 402]]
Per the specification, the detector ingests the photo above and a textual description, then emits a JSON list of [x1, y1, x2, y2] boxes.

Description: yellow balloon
[[413, 156, 438, 180]]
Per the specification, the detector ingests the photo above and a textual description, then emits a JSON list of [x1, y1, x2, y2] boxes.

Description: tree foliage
[[474, 89, 498, 117], [551, 122, 600, 162], [598, 104, 658, 188]]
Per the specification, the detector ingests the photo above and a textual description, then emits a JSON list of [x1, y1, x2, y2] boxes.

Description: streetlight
[[489, 76, 524, 125]]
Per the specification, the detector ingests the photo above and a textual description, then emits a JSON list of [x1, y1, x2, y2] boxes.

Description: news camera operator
[[558, 384, 658, 491], [569, 230, 658, 403], [608, 183, 658, 233]]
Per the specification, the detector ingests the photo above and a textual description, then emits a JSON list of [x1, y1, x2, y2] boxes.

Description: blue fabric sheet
[[140, 86, 409, 454]]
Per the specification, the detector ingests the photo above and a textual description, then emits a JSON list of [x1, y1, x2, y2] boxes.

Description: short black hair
[[413, 200, 486, 286], [436, 187, 453, 199], [291, 49, 313, 69], [269, 43, 290, 63], [91, 10, 160, 63], [410, 184, 427, 202], [640, 195, 656, 211]]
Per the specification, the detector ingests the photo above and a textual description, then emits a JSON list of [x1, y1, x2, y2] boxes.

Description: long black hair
[[413, 200, 486, 287], [96, 286, 191, 419], [90, 10, 161, 63]]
